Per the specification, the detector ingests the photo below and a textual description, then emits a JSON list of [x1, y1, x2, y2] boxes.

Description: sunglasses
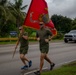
[[19, 29, 22, 30], [39, 24, 43, 26]]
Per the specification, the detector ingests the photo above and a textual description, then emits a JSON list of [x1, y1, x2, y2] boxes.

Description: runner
[[34, 22, 55, 75], [14, 26, 32, 70]]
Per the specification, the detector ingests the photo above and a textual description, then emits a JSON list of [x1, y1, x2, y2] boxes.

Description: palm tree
[[0, 0, 27, 37], [0, 0, 11, 36], [0, 0, 16, 24], [0, 0, 7, 25], [0, 0, 17, 37], [8, 0, 27, 27]]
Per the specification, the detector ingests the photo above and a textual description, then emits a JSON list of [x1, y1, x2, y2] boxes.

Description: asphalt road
[[0, 42, 76, 75]]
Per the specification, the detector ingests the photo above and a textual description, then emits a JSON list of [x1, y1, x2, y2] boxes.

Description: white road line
[[24, 67, 48, 75], [24, 59, 76, 75]]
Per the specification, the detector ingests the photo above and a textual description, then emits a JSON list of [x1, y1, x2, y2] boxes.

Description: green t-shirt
[[19, 32, 28, 48], [36, 28, 52, 44], [36, 28, 52, 51]]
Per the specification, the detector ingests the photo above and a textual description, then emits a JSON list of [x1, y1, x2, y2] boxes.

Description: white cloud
[[22, 0, 31, 12], [11, 0, 76, 19], [46, 0, 76, 18]]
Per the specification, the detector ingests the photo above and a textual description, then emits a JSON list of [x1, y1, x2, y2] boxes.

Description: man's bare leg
[[40, 53, 46, 73], [20, 54, 30, 64], [44, 54, 55, 70], [44, 54, 52, 64]]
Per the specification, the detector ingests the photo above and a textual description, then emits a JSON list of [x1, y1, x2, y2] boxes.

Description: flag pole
[[12, 48, 16, 58]]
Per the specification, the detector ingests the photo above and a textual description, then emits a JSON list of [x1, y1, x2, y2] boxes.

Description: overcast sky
[[10, 0, 76, 19]]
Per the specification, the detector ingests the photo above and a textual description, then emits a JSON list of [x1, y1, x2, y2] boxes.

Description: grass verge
[[0, 41, 16, 45], [42, 61, 76, 75], [0, 40, 63, 45]]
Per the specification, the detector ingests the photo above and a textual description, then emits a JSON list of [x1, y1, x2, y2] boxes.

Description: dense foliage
[[0, 0, 27, 37]]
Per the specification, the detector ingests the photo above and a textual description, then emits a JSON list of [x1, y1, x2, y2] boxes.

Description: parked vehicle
[[64, 30, 76, 43]]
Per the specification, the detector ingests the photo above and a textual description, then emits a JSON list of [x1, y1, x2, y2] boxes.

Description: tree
[[51, 14, 72, 33], [0, 0, 16, 37], [71, 18, 76, 30], [8, 0, 27, 27], [0, 0, 27, 37]]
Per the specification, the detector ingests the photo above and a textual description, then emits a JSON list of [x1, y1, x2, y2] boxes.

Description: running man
[[14, 26, 32, 70], [34, 22, 55, 75]]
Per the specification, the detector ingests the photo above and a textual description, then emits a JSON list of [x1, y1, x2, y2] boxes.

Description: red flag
[[23, 0, 57, 35], [24, 0, 48, 29], [45, 20, 57, 35]]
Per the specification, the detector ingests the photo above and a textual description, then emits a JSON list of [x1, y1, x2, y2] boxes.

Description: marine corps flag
[[24, 0, 57, 35]]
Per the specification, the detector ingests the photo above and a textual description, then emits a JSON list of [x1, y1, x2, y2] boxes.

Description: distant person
[[14, 26, 32, 70], [34, 22, 55, 75]]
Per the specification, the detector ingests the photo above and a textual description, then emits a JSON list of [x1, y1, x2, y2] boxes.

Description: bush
[[53, 32, 64, 40]]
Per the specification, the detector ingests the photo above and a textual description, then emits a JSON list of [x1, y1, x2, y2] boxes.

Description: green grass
[[0, 41, 16, 44], [0, 39, 63, 45], [42, 61, 76, 75], [0, 41, 38, 45]]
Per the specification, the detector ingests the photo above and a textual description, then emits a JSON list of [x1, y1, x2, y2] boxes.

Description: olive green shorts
[[19, 47, 28, 55], [39, 42, 49, 54], [40, 44, 49, 54], [40, 48, 49, 54]]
